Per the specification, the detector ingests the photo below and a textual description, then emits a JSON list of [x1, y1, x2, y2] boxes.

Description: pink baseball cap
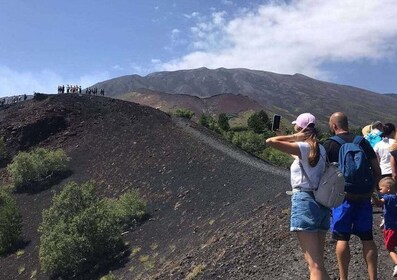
[[291, 113, 316, 129]]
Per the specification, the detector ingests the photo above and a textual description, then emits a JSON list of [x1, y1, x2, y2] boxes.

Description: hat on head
[[292, 113, 316, 129], [362, 124, 371, 137]]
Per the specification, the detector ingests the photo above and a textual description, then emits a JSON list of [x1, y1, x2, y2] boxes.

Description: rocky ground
[[0, 94, 392, 279]]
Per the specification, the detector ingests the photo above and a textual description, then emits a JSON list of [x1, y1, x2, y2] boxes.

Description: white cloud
[[183, 12, 200, 19], [162, 0, 397, 79], [0, 66, 110, 97], [151, 59, 162, 64], [112, 65, 124, 71]]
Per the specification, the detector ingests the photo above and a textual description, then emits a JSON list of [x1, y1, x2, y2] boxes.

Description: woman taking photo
[[266, 113, 330, 280]]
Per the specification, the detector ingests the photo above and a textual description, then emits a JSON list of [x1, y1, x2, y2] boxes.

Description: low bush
[[231, 131, 266, 154], [260, 147, 294, 168], [7, 148, 69, 190], [0, 189, 22, 255], [39, 181, 146, 278], [39, 181, 122, 277], [112, 190, 146, 229], [175, 108, 194, 119]]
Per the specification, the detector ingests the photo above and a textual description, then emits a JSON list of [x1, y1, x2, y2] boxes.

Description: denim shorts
[[290, 191, 331, 232]]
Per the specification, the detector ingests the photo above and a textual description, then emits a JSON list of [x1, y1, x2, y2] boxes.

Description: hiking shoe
[[393, 264, 397, 277], [380, 218, 385, 229]]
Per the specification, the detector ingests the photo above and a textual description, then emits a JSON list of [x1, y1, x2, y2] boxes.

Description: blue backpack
[[330, 135, 374, 194]]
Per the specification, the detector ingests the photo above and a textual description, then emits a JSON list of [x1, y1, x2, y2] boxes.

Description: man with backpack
[[324, 112, 382, 280]]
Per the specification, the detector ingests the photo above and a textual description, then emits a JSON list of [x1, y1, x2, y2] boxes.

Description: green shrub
[[0, 137, 7, 161], [7, 148, 69, 190], [260, 147, 294, 168], [112, 190, 146, 228], [0, 189, 22, 255], [218, 113, 230, 131], [175, 108, 194, 119], [231, 131, 266, 154], [100, 271, 118, 280], [38, 181, 123, 278]]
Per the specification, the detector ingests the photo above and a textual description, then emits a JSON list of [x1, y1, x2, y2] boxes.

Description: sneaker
[[393, 264, 397, 277]]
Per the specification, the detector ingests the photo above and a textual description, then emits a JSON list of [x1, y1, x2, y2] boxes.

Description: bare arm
[[265, 132, 307, 158], [371, 193, 384, 207], [369, 157, 382, 192], [391, 154, 397, 181]]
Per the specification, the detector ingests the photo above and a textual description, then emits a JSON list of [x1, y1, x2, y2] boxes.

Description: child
[[372, 177, 397, 277]]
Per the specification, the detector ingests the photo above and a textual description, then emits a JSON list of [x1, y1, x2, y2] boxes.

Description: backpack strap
[[352, 135, 364, 145], [330, 135, 346, 145]]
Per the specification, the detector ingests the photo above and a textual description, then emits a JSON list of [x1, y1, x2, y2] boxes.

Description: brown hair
[[303, 124, 320, 167]]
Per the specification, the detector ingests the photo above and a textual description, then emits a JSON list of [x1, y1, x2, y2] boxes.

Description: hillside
[[119, 89, 264, 121], [92, 67, 397, 128], [0, 94, 390, 280]]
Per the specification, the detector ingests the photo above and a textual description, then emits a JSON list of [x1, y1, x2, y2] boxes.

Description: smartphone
[[272, 114, 281, 131]]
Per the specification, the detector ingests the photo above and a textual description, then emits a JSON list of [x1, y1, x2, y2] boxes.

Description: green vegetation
[[100, 272, 118, 280], [247, 110, 271, 133], [217, 113, 230, 131], [175, 108, 194, 119], [111, 189, 146, 229], [7, 148, 69, 190], [0, 189, 23, 255], [229, 131, 266, 154], [38, 181, 146, 278], [198, 110, 296, 168], [260, 147, 294, 168]]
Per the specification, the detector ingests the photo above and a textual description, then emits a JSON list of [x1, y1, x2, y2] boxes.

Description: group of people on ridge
[[266, 112, 397, 280]]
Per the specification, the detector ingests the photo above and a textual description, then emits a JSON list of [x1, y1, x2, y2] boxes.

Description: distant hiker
[[324, 112, 381, 280], [100, 88, 104, 96], [371, 177, 397, 277], [78, 86, 81, 94], [66, 85, 70, 94], [374, 123, 395, 178], [266, 113, 330, 280], [365, 121, 383, 148], [23, 94, 27, 101]]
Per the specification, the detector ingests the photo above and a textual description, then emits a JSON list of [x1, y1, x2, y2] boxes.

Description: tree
[[199, 113, 209, 127], [248, 110, 272, 133], [218, 113, 230, 131], [258, 110, 272, 130]]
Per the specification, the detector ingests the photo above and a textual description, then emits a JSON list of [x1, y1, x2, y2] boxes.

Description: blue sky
[[1, 0, 397, 97]]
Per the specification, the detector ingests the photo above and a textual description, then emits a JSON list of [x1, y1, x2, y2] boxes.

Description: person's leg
[[297, 231, 330, 280], [389, 251, 397, 264], [335, 240, 350, 280], [362, 240, 378, 280]]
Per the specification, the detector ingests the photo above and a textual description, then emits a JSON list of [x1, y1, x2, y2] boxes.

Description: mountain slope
[[120, 89, 264, 120], [0, 94, 390, 280], [92, 68, 397, 127]]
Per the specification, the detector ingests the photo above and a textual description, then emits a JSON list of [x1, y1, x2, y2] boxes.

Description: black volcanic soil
[[0, 94, 390, 280]]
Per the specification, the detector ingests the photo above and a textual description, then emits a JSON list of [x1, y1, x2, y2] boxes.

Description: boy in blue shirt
[[372, 177, 397, 277]]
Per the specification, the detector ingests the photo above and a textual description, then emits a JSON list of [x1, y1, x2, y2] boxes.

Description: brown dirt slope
[[0, 94, 389, 279]]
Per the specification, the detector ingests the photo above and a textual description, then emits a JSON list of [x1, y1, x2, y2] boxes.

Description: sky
[[1, 0, 397, 97]]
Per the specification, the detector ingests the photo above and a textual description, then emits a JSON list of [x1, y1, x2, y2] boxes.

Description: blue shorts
[[290, 191, 331, 232], [331, 198, 373, 241]]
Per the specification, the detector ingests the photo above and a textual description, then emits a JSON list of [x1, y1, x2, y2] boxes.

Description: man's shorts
[[290, 191, 330, 232], [384, 229, 397, 251], [331, 198, 373, 241]]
